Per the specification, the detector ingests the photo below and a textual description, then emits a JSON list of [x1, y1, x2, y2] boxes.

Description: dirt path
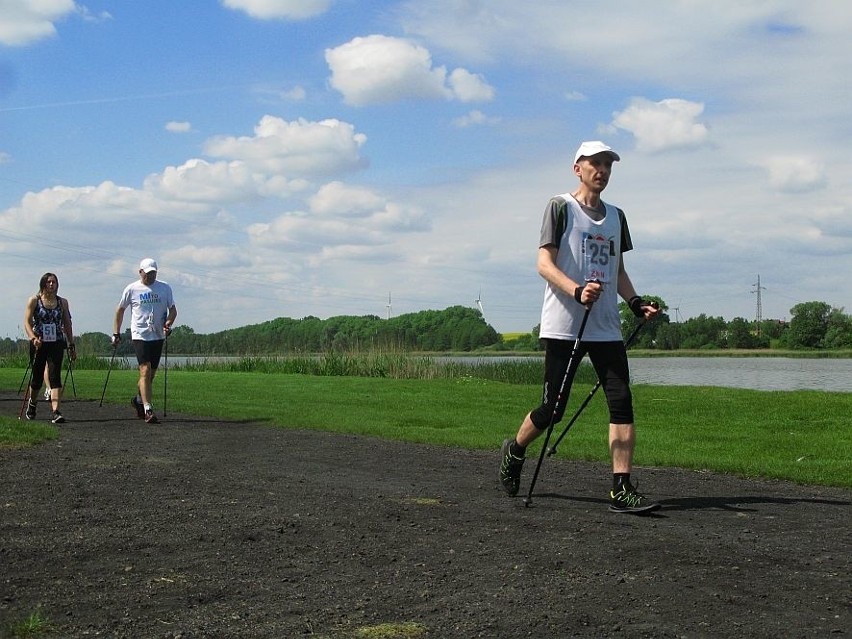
[[1, 392, 849, 638]]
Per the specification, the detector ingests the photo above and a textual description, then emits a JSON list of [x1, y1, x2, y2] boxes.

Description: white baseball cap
[[574, 141, 620, 164], [139, 258, 158, 273]]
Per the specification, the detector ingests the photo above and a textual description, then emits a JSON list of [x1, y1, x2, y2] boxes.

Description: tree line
[[8, 305, 499, 357], [500, 299, 852, 352], [3, 300, 849, 357], [627, 299, 851, 351]]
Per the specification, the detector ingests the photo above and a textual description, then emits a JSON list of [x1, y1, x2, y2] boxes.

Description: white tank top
[[539, 194, 624, 341]]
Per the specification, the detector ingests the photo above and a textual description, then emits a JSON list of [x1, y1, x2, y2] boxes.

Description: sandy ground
[[1, 391, 850, 638]]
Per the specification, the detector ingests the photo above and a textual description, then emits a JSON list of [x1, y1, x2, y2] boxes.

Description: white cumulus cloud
[[325, 35, 494, 106], [204, 115, 368, 177], [309, 181, 385, 217], [761, 155, 828, 193], [143, 158, 307, 203], [246, 179, 429, 260], [165, 121, 192, 133], [452, 110, 501, 128], [448, 68, 495, 103], [309, 181, 429, 231], [611, 98, 710, 153], [0, 0, 76, 46], [220, 0, 331, 20]]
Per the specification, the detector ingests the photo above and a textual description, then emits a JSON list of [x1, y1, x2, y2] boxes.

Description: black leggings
[[29, 341, 65, 392], [529, 339, 633, 430]]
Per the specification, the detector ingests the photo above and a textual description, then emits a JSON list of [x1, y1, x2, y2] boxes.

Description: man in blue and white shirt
[[113, 258, 177, 424]]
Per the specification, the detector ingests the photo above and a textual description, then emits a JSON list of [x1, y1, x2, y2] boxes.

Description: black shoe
[[131, 396, 145, 419], [499, 439, 525, 497], [144, 409, 159, 424], [51, 411, 65, 424], [25, 399, 37, 420], [609, 483, 660, 514]]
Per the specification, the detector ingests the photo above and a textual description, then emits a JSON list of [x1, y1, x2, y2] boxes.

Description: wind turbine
[[386, 292, 392, 320], [475, 289, 485, 320], [670, 299, 683, 323]]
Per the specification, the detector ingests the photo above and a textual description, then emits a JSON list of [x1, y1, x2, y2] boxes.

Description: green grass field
[[1, 367, 849, 488]]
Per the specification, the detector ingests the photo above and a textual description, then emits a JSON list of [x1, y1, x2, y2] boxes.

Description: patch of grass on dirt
[[0, 415, 58, 448], [5, 608, 55, 638], [311, 621, 429, 639], [354, 622, 428, 638]]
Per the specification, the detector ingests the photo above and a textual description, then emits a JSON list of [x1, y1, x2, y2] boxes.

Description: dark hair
[[38, 272, 59, 294]]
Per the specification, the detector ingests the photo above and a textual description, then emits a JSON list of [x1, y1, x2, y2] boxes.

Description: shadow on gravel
[[516, 491, 850, 515], [532, 492, 609, 507], [660, 495, 851, 511]]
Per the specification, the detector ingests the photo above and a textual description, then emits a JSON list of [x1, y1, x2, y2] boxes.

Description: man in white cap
[[499, 141, 661, 514], [112, 258, 177, 424]]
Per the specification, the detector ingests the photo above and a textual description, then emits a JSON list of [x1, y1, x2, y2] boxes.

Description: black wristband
[[574, 285, 585, 304], [113, 333, 120, 340], [628, 296, 645, 318]]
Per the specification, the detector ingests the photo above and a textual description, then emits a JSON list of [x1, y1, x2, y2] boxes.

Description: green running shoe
[[609, 483, 660, 514]]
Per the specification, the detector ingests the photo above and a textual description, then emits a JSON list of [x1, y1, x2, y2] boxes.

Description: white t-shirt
[[538, 194, 632, 341], [118, 280, 175, 341]]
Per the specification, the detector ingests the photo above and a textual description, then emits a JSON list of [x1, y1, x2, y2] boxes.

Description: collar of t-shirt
[[579, 201, 605, 222]]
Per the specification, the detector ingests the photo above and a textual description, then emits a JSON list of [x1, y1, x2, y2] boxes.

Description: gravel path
[[1, 392, 849, 638]]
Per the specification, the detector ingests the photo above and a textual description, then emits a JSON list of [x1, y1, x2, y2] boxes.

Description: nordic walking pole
[[99, 343, 119, 407], [546, 314, 652, 457], [64, 346, 77, 399], [523, 303, 593, 508], [18, 384, 32, 420], [162, 336, 168, 418], [17, 353, 33, 394], [65, 360, 77, 398]]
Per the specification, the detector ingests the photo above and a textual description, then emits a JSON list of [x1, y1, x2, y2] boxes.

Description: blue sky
[[1, 0, 850, 338]]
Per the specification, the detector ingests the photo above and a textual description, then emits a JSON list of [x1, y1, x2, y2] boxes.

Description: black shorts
[[529, 339, 634, 428], [132, 340, 165, 370]]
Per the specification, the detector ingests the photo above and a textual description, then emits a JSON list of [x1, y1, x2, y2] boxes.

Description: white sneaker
[[44, 387, 51, 401]]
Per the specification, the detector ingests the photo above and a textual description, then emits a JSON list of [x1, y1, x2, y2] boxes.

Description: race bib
[[42, 323, 58, 342], [583, 234, 615, 283]]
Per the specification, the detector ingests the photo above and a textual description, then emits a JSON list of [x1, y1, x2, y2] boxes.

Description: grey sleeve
[[539, 197, 569, 249]]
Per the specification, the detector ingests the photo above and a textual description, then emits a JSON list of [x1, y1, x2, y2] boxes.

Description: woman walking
[[23, 272, 76, 423]]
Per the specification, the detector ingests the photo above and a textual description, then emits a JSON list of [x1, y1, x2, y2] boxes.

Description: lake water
[[166, 355, 851, 393], [440, 356, 851, 392], [628, 357, 852, 393]]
